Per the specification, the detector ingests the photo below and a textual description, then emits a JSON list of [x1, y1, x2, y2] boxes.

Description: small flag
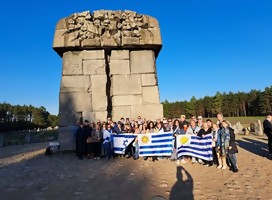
[[138, 132, 174, 156], [113, 134, 136, 154], [177, 134, 213, 161]]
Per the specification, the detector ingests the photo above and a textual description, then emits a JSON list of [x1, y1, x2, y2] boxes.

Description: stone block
[[112, 75, 142, 95], [110, 60, 130, 75], [95, 111, 108, 121], [60, 75, 90, 92], [59, 92, 92, 113], [91, 75, 107, 111], [64, 31, 80, 47], [130, 51, 155, 74], [59, 111, 82, 127], [56, 18, 67, 30], [83, 60, 106, 75], [112, 106, 131, 122], [82, 50, 105, 60], [58, 127, 75, 151], [131, 104, 163, 121], [82, 111, 96, 123], [112, 95, 142, 106], [122, 36, 140, 45], [53, 29, 66, 48], [62, 52, 82, 75], [143, 86, 160, 104], [141, 74, 157, 86], [81, 38, 101, 47], [111, 50, 129, 60]]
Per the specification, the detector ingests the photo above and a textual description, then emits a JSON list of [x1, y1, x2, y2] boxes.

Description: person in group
[[180, 115, 189, 127], [91, 124, 102, 160], [103, 123, 113, 159], [72, 120, 80, 156], [133, 124, 145, 160], [217, 113, 232, 128], [84, 120, 93, 158], [186, 120, 200, 135], [197, 116, 204, 128], [75, 122, 88, 160], [217, 120, 230, 169], [263, 114, 272, 155], [206, 119, 213, 128], [211, 123, 219, 166], [146, 121, 155, 133], [197, 122, 213, 166], [227, 124, 239, 172], [163, 119, 171, 132], [155, 121, 165, 133], [171, 119, 182, 163], [137, 116, 142, 125], [112, 121, 124, 134], [191, 116, 197, 123]]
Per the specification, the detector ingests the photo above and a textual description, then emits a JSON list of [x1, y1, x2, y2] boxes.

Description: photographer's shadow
[[169, 166, 194, 200]]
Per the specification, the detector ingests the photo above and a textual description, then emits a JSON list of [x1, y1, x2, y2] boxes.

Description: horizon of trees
[[163, 86, 272, 119], [0, 103, 59, 132]]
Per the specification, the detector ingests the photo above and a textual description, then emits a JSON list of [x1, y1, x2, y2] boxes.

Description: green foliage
[[0, 102, 59, 132], [163, 86, 272, 119]]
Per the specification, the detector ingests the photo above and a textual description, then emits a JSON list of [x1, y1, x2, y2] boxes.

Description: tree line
[[163, 86, 272, 119], [0, 102, 59, 132]]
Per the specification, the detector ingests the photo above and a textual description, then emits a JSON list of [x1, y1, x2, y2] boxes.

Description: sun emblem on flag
[[141, 135, 149, 143], [180, 136, 190, 145]]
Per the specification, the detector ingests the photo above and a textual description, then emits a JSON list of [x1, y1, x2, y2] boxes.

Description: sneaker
[[181, 159, 187, 164], [233, 168, 239, 173], [176, 160, 180, 165], [217, 165, 222, 169]]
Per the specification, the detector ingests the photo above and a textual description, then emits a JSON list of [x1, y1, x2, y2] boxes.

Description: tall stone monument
[[53, 10, 163, 150]]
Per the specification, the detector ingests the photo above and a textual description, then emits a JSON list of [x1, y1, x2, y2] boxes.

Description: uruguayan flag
[[177, 134, 213, 161], [113, 134, 136, 154], [138, 132, 174, 156]]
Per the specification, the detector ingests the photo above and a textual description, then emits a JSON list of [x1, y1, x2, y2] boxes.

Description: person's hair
[[173, 119, 180, 130], [206, 119, 212, 123], [147, 121, 154, 129]]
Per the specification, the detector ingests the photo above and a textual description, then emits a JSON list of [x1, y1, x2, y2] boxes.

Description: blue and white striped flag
[[177, 134, 213, 161], [138, 132, 174, 156], [113, 134, 136, 154]]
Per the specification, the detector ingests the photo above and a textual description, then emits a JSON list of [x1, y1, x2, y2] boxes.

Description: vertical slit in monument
[[105, 49, 112, 118]]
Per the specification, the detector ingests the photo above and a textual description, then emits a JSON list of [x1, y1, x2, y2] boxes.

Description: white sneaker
[[217, 165, 222, 169], [181, 159, 186, 164], [176, 160, 180, 165], [221, 166, 227, 170]]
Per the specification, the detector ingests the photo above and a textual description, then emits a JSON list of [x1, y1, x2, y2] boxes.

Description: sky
[[0, 0, 271, 115]]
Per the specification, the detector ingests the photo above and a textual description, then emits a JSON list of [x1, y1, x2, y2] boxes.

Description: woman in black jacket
[[227, 127, 239, 172]]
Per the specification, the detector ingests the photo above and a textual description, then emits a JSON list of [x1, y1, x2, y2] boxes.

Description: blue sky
[[0, 0, 271, 115]]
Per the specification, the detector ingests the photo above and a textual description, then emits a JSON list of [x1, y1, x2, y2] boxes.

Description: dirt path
[[0, 135, 271, 200]]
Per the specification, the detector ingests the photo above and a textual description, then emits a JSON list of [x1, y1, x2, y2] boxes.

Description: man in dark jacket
[[263, 114, 272, 155], [76, 122, 88, 160]]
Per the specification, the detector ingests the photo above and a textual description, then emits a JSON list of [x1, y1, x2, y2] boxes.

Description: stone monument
[[53, 10, 163, 150]]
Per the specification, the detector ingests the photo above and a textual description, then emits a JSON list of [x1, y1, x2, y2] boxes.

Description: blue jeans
[[134, 142, 139, 159], [103, 142, 111, 159]]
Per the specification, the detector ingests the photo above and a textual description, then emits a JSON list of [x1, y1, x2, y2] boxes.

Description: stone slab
[[112, 75, 142, 95], [110, 60, 130, 75], [112, 106, 131, 122], [112, 95, 142, 106], [83, 60, 106, 75], [91, 75, 107, 111], [82, 50, 105, 60], [111, 50, 130, 60], [130, 50, 155, 74], [142, 86, 160, 104], [131, 104, 163, 121], [59, 92, 92, 113], [141, 74, 157, 86], [95, 111, 108, 121], [53, 29, 66, 48], [61, 75, 90, 92], [62, 52, 83, 75], [58, 126, 76, 151], [59, 111, 82, 127]]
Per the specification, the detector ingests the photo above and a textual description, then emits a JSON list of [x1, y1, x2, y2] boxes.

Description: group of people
[[72, 113, 272, 173]]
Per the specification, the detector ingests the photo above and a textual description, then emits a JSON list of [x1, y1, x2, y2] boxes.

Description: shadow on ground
[[236, 137, 272, 160], [169, 166, 194, 200]]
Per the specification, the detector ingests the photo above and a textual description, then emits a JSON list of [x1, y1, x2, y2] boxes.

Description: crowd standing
[[72, 113, 272, 173]]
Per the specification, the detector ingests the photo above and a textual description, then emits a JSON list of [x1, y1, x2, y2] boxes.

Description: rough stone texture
[[112, 95, 142, 106], [59, 111, 82, 127], [58, 127, 75, 150], [62, 52, 82, 75], [112, 106, 131, 121], [61, 75, 90, 92], [131, 104, 163, 121], [141, 74, 157, 86], [82, 50, 105, 60], [95, 111, 108, 121], [112, 75, 142, 95], [53, 10, 162, 56], [111, 50, 130, 60], [143, 86, 160, 104], [91, 75, 107, 111], [83, 60, 106, 75], [130, 51, 155, 74], [110, 60, 130, 75]]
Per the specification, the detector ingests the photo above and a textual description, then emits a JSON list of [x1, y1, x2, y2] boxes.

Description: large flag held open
[[112, 134, 136, 154], [138, 132, 174, 156], [177, 134, 213, 161]]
